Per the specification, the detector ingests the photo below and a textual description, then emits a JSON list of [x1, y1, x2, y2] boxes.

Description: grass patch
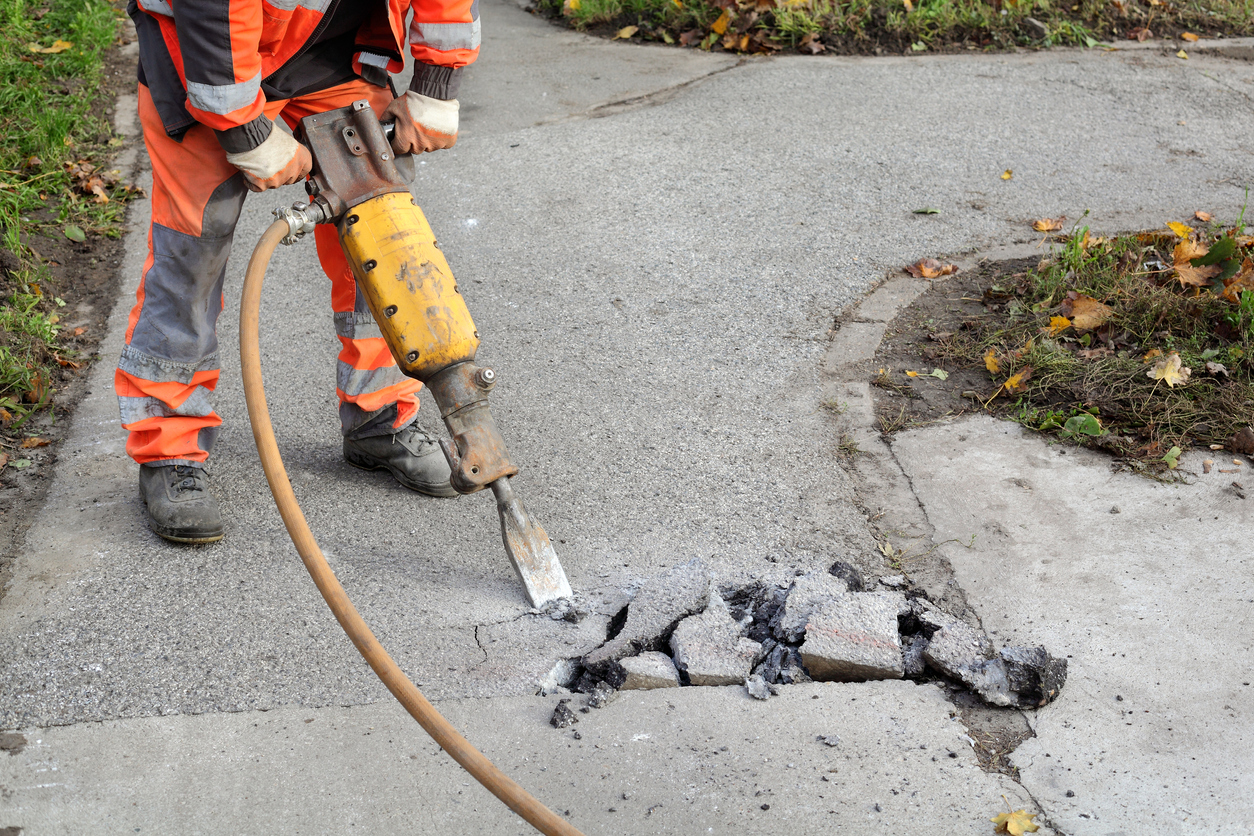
[[930, 212, 1254, 470], [0, 0, 133, 427], [542, 0, 1254, 55]]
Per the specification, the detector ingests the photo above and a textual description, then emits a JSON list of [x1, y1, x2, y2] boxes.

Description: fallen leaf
[[1194, 210, 1212, 221], [710, 9, 731, 34], [1203, 459, 1214, 473], [1128, 26, 1151, 41], [1060, 294, 1113, 330], [991, 808, 1040, 835], [73, 326, 87, 336], [0, 452, 7, 471], [10, 459, 31, 469], [1220, 258, 1254, 301], [1142, 348, 1162, 362], [1046, 315, 1071, 336], [1077, 347, 1112, 360], [1002, 366, 1034, 394], [1167, 221, 1192, 239], [614, 24, 638, 38], [64, 224, 85, 243], [679, 28, 703, 46], [928, 368, 949, 380], [913, 207, 940, 215], [1205, 361, 1229, 377], [1001, 170, 1013, 181], [1176, 49, 1188, 59], [1231, 427, 1254, 455], [20, 437, 50, 448], [1063, 413, 1103, 436], [1032, 216, 1065, 232], [984, 348, 1000, 374], [1181, 31, 1199, 42], [27, 39, 72, 53], [1162, 445, 1182, 469], [902, 0, 914, 9], [0, 408, 11, 428], [561, 0, 580, 13], [55, 355, 82, 369], [906, 370, 920, 377], [905, 258, 959, 279], [1147, 352, 1191, 387]]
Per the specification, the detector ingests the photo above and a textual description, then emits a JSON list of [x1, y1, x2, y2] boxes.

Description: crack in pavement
[[584, 58, 749, 120]]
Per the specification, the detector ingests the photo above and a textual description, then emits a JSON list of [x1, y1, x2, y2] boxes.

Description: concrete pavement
[[2, 2, 1253, 833]]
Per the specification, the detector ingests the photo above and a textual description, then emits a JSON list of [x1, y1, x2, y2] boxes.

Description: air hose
[[240, 219, 584, 836]]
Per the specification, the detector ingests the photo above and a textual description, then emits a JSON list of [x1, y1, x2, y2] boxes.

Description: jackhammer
[[238, 100, 582, 836]]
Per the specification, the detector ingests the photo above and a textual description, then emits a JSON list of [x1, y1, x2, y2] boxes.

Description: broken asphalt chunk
[[745, 673, 771, 700], [550, 699, 579, 729], [769, 571, 855, 644], [582, 558, 710, 677], [670, 589, 762, 686], [799, 592, 907, 681], [612, 651, 680, 691]]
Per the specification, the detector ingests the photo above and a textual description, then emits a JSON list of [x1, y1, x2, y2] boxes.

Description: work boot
[[139, 464, 224, 544], [343, 424, 459, 498]]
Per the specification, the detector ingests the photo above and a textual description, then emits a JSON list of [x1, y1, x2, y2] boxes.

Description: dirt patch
[[869, 259, 1035, 434], [0, 41, 138, 602]]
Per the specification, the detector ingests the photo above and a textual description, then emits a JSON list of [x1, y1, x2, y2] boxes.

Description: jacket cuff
[[214, 115, 274, 155], [409, 64, 462, 101]]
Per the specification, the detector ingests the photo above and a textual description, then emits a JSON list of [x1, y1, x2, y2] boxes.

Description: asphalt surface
[[1, 2, 1253, 833]]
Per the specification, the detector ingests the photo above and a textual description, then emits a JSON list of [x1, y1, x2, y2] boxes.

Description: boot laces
[[171, 465, 207, 494]]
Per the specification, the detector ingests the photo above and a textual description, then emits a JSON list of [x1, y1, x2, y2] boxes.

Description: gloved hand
[[382, 91, 459, 156], [225, 123, 313, 192]]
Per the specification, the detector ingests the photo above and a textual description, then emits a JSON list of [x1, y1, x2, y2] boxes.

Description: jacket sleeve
[[169, 0, 273, 153], [408, 0, 480, 100]]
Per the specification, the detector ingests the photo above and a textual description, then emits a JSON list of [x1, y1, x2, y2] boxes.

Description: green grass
[[544, 0, 1254, 53], [0, 0, 125, 421], [933, 215, 1254, 468]]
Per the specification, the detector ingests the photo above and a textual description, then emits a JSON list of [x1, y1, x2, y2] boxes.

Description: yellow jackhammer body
[[276, 99, 571, 608]]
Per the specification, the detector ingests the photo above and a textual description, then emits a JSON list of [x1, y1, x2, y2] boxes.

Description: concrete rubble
[[581, 558, 710, 678], [609, 651, 679, 691], [799, 591, 906, 682], [556, 560, 1066, 712], [669, 588, 762, 686]]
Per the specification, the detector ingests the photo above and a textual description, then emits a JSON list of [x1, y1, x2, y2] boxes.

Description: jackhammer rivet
[[381, 153, 390, 161], [347, 214, 359, 225], [471, 466, 480, 475], [363, 259, 377, 272], [383, 305, 398, 318], [406, 350, 420, 363]]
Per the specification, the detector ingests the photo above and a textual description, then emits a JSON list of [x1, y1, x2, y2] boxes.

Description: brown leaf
[[1194, 210, 1212, 221], [1078, 347, 1112, 360], [1059, 294, 1113, 330], [1205, 361, 1229, 378], [1221, 258, 1254, 301], [905, 258, 959, 279], [1032, 216, 1065, 232], [1180, 31, 1199, 42], [20, 437, 50, 448], [1231, 427, 1254, 455], [1128, 26, 1151, 40], [1175, 262, 1222, 288], [1203, 459, 1214, 473], [679, 28, 703, 46]]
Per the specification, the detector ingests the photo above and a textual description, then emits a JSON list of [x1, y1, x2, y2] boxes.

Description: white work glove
[[382, 91, 459, 156], [225, 123, 313, 192]]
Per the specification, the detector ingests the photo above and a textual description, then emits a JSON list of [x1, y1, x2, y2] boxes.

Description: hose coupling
[[273, 202, 327, 246]]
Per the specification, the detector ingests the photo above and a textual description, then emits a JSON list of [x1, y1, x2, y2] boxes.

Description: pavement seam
[[823, 259, 1066, 831], [582, 57, 749, 120]]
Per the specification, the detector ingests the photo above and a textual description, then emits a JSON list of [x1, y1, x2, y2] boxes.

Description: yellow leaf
[[562, 0, 581, 12], [903, 0, 914, 10], [1002, 366, 1033, 394], [711, 9, 731, 35], [1143, 348, 1162, 361], [1046, 315, 1071, 336], [984, 348, 1000, 374], [1181, 31, 1199, 41], [615, 25, 638, 38], [1167, 221, 1192, 238], [1001, 170, 1013, 180], [28, 39, 73, 54], [1032, 216, 1064, 232], [1147, 352, 1191, 387], [20, 436, 50, 448], [1176, 49, 1188, 59], [906, 370, 920, 377], [991, 808, 1040, 835]]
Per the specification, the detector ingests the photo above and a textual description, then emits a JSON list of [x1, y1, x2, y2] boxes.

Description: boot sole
[[344, 450, 460, 498], [153, 528, 225, 545]]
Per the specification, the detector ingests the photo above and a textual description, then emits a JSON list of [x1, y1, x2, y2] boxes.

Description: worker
[[117, 0, 478, 544]]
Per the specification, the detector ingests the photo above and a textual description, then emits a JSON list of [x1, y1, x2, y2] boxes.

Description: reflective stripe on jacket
[[128, 0, 479, 147]]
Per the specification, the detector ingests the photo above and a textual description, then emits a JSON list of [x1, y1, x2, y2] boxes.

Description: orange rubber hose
[[240, 219, 584, 836]]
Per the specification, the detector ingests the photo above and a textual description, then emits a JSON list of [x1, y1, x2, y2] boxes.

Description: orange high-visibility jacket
[[128, 0, 479, 152]]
